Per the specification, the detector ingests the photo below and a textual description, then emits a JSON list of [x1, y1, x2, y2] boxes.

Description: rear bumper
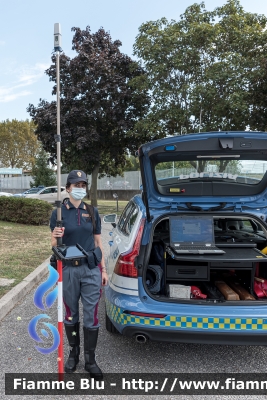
[[105, 289, 267, 346], [122, 326, 267, 346]]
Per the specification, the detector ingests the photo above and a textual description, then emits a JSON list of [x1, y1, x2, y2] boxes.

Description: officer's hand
[[102, 271, 108, 286], [52, 227, 65, 238]]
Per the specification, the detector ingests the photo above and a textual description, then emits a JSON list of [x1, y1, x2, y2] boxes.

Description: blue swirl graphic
[[45, 287, 58, 308], [28, 314, 60, 354], [33, 265, 59, 310], [41, 329, 49, 338]]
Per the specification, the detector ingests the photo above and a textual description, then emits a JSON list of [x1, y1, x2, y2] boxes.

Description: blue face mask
[[70, 188, 86, 200]]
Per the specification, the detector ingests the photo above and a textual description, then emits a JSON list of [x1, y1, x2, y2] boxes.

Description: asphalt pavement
[[1, 222, 267, 399]]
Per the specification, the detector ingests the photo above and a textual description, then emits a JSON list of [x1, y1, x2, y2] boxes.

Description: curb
[[0, 257, 50, 321]]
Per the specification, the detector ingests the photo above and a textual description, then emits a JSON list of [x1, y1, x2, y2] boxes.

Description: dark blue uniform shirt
[[50, 201, 101, 252]]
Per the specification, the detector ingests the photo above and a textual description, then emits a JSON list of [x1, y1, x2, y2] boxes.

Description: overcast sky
[[1, 0, 267, 122]]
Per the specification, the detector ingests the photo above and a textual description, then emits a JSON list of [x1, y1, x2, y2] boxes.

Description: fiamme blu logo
[[28, 265, 60, 354]]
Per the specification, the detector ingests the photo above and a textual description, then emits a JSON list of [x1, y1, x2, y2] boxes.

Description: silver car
[[13, 188, 41, 197], [0, 192, 13, 197], [24, 186, 69, 204]]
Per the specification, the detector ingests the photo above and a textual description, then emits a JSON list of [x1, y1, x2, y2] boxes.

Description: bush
[[0, 197, 53, 225]]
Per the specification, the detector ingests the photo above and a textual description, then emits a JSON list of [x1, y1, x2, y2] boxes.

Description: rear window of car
[[27, 188, 40, 193], [155, 159, 266, 185], [117, 202, 138, 236]]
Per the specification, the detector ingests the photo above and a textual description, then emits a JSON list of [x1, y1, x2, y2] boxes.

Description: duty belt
[[64, 258, 86, 267], [64, 248, 102, 269], [53, 245, 102, 270]]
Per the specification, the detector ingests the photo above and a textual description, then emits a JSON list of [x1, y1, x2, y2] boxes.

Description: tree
[[0, 119, 39, 169], [124, 155, 140, 171], [30, 146, 56, 187], [27, 27, 150, 206], [132, 0, 267, 136], [248, 58, 267, 131], [155, 161, 192, 171]]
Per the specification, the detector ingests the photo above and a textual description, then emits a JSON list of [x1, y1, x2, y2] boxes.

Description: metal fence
[[0, 171, 142, 192]]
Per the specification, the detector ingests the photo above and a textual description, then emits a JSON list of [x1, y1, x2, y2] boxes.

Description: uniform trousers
[[62, 262, 101, 328]]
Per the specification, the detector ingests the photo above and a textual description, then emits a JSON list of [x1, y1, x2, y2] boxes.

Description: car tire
[[105, 309, 119, 334], [62, 198, 69, 204]]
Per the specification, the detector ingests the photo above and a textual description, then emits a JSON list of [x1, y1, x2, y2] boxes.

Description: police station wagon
[[104, 131, 267, 345]]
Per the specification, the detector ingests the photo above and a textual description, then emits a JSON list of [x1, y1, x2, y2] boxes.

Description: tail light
[[114, 219, 145, 278]]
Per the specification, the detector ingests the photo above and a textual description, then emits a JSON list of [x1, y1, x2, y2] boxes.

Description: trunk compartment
[[144, 214, 267, 304]]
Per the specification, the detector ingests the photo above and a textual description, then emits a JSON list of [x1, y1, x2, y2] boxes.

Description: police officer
[[50, 170, 108, 378]]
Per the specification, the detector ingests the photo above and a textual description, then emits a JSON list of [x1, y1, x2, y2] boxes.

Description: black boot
[[83, 327, 103, 380], [64, 322, 80, 373]]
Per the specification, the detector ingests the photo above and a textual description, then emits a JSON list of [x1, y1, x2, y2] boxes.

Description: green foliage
[[0, 197, 53, 225], [27, 27, 150, 205], [208, 160, 242, 174], [132, 0, 267, 135], [0, 119, 39, 169], [156, 161, 192, 170], [124, 155, 140, 171], [30, 146, 56, 187]]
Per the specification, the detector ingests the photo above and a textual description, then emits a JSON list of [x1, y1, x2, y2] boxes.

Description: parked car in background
[[24, 186, 69, 204], [13, 188, 41, 197], [0, 192, 13, 197], [13, 191, 28, 197], [112, 180, 132, 190], [103, 131, 267, 346]]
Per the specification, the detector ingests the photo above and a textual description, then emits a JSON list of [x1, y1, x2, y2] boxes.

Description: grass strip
[[0, 221, 52, 299], [85, 199, 128, 215], [0, 199, 129, 298]]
